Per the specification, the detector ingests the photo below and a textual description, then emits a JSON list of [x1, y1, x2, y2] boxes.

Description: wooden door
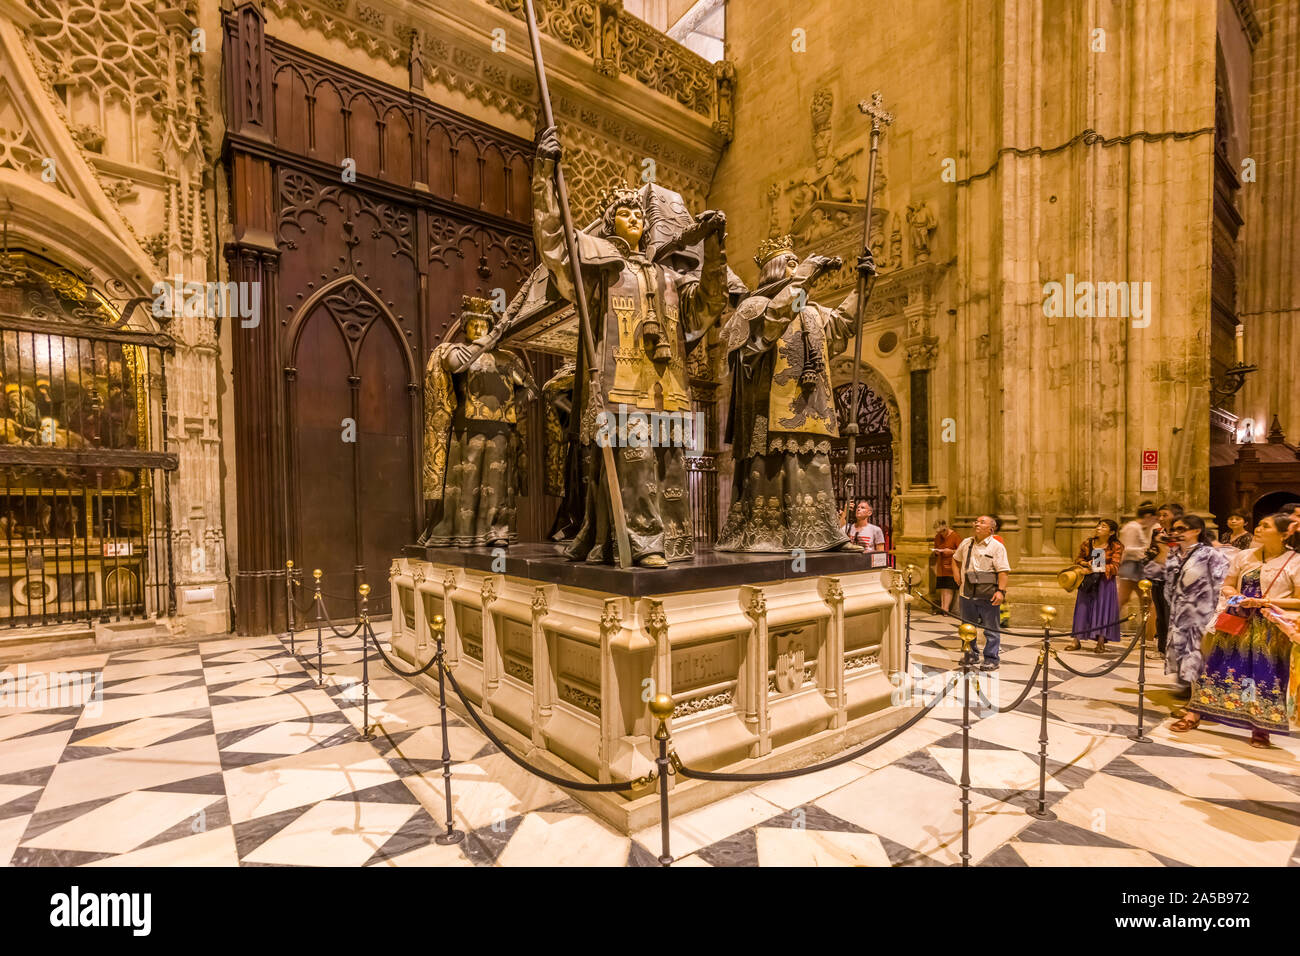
[[290, 279, 416, 616]]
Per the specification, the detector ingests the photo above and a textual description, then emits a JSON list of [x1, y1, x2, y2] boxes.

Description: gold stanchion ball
[[359, 583, 371, 598], [431, 614, 445, 633], [958, 621, 977, 652], [286, 559, 294, 569], [1138, 579, 1152, 596], [1040, 605, 1058, 625], [648, 693, 674, 721], [313, 568, 322, 581]]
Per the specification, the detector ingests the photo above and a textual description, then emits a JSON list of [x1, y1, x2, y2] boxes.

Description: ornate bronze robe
[[532, 168, 727, 563], [420, 341, 534, 547], [716, 281, 857, 552]]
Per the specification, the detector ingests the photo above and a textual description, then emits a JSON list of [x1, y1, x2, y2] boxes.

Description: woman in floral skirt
[[1174, 513, 1300, 748]]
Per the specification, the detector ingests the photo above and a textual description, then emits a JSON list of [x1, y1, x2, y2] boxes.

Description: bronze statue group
[[419, 125, 876, 569]]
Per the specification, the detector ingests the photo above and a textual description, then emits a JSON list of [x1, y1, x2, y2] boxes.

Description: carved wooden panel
[[226, 18, 538, 633]]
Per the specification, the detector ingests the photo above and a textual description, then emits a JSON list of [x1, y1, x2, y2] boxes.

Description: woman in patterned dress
[[1146, 514, 1229, 697], [1174, 514, 1300, 747]]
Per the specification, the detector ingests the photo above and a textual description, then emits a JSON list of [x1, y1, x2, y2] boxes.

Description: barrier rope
[[908, 588, 1133, 638], [441, 664, 652, 793], [362, 619, 443, 679], [1048, 627, 1143, 678], [673, 674, 959, 782], [971, 654, 1044, 714]]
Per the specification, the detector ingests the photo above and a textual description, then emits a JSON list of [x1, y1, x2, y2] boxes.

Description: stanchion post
[[903, 564, 920, 670], [313, 568, 324, 685], [431, 614, 465, 845], [1129, 580, 1153, 743], [958, 621, 975, 868], [285, 559, 296, 656], [358, 583, 374, 742], [1027, 604, 1057, 820], [649, 693, 674, 866]]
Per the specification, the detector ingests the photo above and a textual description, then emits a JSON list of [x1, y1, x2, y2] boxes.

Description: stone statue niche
[[419, 295, 538, 548]]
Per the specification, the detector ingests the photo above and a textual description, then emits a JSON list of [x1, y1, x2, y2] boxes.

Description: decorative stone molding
[[481, 576, 498, 607], [644, 598, 668, 641], [443, 569, 458, 595], [599, 598, 622, 638], [531, 587, 549, 617]]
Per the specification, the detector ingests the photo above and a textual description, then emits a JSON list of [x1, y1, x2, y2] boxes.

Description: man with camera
[[952, 515, 1011, 670]]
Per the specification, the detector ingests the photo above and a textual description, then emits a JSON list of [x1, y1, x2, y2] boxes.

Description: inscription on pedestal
[[846, 609, 886, 651], [671, 638, 738, 695], [501, 618, 533, 685], [456, 601, 483, 661]]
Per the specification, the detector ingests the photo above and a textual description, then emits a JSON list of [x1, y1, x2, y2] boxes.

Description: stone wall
[[1237, 0, 1300, 439], [710, 0, 1218, 602]]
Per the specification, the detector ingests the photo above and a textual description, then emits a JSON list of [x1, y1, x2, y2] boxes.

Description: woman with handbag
[[1067, 519, 1123, 652], [1174, 513, 1300, 747], [1146, 515, 1229, 696]]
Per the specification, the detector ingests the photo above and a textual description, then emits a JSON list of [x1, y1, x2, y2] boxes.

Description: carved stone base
[[388, 547, 912, 832]]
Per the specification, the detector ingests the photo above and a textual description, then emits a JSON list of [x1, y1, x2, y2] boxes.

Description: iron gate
[[0, 250, 176, 628]]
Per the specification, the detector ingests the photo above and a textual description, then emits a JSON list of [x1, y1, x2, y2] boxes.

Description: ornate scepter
[[844, 92, 893, 532], [522, 0, 632, 569]]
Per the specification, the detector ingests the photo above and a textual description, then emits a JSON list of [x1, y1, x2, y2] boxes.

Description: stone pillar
[[739, 585, 769, 758]]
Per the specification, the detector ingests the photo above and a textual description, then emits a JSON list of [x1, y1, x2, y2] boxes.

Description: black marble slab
[[400, 542, 890, 597]]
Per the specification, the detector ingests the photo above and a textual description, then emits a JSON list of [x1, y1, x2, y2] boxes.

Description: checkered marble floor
[[0, 614, 1298, 867]]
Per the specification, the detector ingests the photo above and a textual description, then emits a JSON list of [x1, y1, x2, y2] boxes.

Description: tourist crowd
[[929, 502, 1300, 748]]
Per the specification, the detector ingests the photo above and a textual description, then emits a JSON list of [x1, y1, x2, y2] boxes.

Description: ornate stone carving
[[443, 570, 458, 595], [671, 689, 733, 718], [745, 588, 767, 618], [644, 599, 668, 639], [560, 683, 600, 715], [824, 577, 845, 604], [600, 599, 622, 637], [481, 577, 498, 607], [772, 644, 805, 694], [532, 587, 549, 617], [844, 651, 878, 672], [905, 337, 939, 371], [905, 200, 937, 263]]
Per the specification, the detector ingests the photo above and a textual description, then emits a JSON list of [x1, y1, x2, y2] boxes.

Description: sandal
[[1171, 714, 1201, 732], [1094, 638, 1105, 654], [1068, 639, 1081, 651]]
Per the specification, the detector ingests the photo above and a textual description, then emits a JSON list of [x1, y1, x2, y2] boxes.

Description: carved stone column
[[442, 569, 460, 669], [480, 576, 501, 710], [821, 577, 847, 728], [739, 585, 769, 757], [531, 586, 556, 744]]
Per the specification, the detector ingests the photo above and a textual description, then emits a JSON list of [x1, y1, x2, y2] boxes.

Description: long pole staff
[[844, 92, 894, 527], [522, 0, 632, 569]]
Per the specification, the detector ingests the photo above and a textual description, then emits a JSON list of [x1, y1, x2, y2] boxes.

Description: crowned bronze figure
[[715, 237, 876, 552], [530, 126, 729, 567], [420, 295, 538, 548]]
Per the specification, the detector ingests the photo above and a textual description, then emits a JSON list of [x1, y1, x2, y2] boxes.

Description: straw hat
[[1057, 566, 1085, 592]]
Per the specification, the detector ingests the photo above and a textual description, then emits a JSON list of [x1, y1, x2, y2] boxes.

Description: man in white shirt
[[843, 500, 886, 551], [1117, 501, 1159, 611], [952, 515, 1011, 670]]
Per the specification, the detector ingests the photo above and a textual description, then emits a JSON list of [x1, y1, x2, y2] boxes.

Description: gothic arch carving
[[289, 274, 417, 384]]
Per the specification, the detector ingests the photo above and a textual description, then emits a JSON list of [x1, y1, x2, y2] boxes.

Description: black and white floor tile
[[0, 614, 1297, 866]]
